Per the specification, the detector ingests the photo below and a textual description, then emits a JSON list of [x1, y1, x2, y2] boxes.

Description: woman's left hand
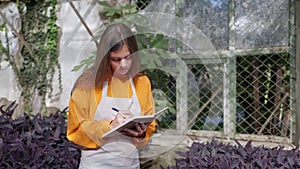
[[122, 122, 147, 138]]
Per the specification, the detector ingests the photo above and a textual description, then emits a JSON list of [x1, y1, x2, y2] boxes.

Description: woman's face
[[109, 44, 132, 78]]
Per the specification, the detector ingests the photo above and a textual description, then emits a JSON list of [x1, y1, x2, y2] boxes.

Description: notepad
[[102, 107, 168, 139]]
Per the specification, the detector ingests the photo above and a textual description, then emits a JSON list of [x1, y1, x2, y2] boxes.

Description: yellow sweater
[[67, 75, 156, 149]]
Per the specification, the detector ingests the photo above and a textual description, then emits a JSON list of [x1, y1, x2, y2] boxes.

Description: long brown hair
[[73, 23, 140, 90]]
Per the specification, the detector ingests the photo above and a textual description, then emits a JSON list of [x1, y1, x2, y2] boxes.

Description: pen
[[112, 107, 127, 116]]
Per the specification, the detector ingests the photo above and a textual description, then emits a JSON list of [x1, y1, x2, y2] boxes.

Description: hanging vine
[[0, 0, 61, 114]]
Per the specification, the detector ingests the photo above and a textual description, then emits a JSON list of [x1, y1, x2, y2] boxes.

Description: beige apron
[[79, 78, 141, 169]]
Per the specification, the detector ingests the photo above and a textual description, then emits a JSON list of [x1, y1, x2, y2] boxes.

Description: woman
[[67, 23, 156, 169]]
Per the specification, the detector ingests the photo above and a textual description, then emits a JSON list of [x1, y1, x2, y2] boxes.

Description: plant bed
[[0, 102, 80, 169], [162, 139, 300, 169]]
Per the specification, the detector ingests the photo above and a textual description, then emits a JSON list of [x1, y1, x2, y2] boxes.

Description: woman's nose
[[119, 59, 127, 67]]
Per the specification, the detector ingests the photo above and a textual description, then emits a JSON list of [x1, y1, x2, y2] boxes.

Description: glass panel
[[183, 0, 229, 51], [235, 0, 289, 48]]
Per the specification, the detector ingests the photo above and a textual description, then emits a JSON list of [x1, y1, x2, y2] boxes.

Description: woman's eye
[[111, 58, 121, 62], [110, 55, 131, 62], [125, 55, 132, 60]]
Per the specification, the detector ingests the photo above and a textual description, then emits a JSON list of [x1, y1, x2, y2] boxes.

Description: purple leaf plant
[[0, 102, 80, 169]]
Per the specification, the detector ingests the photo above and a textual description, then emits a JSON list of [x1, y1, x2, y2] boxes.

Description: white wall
[[48, 0, 102, 110]]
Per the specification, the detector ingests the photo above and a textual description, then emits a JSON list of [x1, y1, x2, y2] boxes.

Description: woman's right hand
[[110, 110, 133, 129]]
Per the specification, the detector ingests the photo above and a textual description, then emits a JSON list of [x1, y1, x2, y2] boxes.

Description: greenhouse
[[0, 0, 299, 168]]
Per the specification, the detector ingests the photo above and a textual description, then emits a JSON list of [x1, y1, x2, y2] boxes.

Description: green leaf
[[0, 23, 6, 31], [71, 64, 84, 72], [72, 55, 95, 72], [98, 1, 111, 7]]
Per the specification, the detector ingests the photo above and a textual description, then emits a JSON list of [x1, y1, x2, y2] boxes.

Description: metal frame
[[174, 0, 298, 145]]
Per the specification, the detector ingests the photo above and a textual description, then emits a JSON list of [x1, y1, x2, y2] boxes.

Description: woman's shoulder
[[134, 73, 151, 84]]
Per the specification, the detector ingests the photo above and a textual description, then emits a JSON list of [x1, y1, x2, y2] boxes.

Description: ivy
[[1, 0, 61, 114]]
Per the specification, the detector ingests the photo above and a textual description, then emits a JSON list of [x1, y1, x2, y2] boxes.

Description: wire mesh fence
[[134, 0, 296, 143], [235, 53, 291, 137]]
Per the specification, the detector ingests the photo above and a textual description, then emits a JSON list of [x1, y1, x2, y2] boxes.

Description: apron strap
[[129, 78, 138, 97], [102, 80, 108, 98]]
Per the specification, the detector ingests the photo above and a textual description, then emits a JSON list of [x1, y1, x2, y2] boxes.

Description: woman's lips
[[117, 68, 129, 74]]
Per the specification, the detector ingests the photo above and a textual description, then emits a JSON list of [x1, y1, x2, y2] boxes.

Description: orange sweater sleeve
[[133, 75, 156, 148], [67, 88, 111, 149]]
